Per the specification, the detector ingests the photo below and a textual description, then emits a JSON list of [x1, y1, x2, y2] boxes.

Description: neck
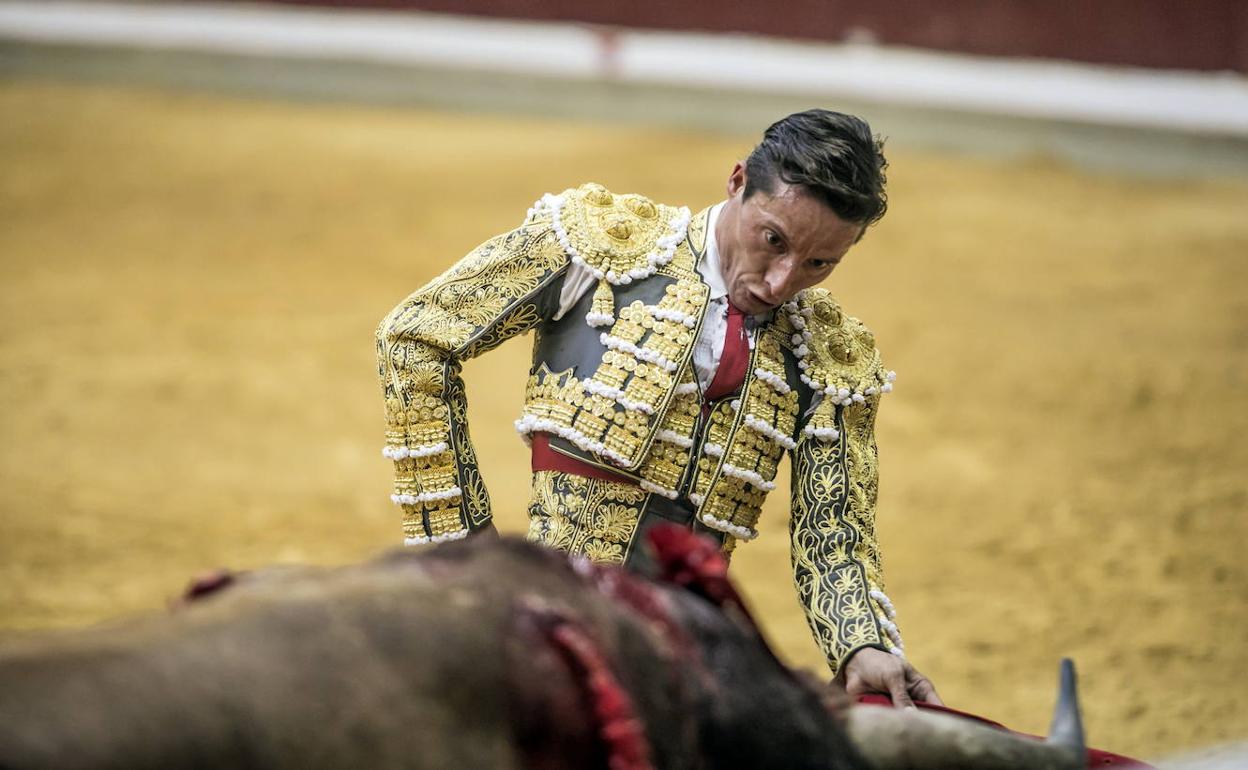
[[713, 198, 735, 256]]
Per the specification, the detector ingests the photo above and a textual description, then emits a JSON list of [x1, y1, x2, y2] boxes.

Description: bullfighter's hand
[[839, 647, 943, 709]]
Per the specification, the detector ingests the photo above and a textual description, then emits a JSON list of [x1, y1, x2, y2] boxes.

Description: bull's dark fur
[[0, 538, 868, 770]]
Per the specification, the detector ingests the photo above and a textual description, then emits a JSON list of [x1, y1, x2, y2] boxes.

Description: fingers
[[902, 663, 944, 706], [888, 672, 915, 709], [910, 674, 944, 706]]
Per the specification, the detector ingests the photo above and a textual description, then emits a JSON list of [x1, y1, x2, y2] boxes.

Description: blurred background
[[1, 1, 1246, 765]]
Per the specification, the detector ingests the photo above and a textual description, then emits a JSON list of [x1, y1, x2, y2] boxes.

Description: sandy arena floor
[[1, 81, 1245, 760]]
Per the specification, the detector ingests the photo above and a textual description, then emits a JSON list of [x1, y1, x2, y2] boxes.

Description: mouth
[[744, 291, 778, 313]]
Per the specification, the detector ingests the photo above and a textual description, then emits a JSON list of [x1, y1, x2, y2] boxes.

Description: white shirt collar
[[700, 202, 729, 300]]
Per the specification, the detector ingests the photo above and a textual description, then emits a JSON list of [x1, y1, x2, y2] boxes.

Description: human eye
[[764, 230, 784, 250]]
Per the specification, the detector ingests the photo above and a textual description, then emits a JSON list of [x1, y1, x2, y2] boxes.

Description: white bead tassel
[[742, 413, 797, 450], [698, 512, 758, 541], [752, 367, 791, 395], [803, 424, 840, 441], [514, 413, 632, 468], [585, 279, 615, 328], [599, 334, 677, 372], [582, 378, 655, 415], [382, 443, 449, 460], [870, 589, 905, 653], [639, 479, 680, 499], [405, 529, 470, 547], [647, 305, 697, 328], [719, 463, 777, 492], [655, 429, 694, 448], [391, 487, 463, 505]]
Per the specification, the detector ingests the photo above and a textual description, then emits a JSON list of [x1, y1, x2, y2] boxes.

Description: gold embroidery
[[557, 183, 687, 281], [377, 218, 568, 541], [790, 392, 893, 675], [526, 470, 647, 564], [782, 288, 890, 397]]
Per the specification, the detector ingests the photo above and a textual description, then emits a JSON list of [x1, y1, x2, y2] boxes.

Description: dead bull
[[0, 533, 1084, 770]]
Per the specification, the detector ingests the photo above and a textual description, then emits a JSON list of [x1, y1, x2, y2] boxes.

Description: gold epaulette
[[778, 289, 896, 438], [528, 183, 692, 325]]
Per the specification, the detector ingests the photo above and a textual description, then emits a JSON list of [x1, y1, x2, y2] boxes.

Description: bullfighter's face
[[714, 162, 863, 316]]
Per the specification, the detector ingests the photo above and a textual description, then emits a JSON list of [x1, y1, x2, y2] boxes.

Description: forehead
[[746, 184, 861, 253]]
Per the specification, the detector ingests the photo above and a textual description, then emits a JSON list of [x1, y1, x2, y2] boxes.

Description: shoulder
[[526, 183, 692, 283], [782, 288, 894, 403]]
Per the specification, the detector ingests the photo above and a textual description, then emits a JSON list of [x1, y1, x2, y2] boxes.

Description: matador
[[376, 110, 941, 705]]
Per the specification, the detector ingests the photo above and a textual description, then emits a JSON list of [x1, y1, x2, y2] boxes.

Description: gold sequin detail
[[523, 276, 708, 469]]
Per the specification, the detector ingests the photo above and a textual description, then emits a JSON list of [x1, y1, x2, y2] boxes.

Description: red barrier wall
[[259, 0, 1248, 73]]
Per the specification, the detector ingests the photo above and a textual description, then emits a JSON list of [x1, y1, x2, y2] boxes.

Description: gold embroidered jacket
[[376, 183, 904, 673]]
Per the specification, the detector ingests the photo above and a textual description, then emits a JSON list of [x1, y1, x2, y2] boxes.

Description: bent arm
[[376, 219, 568, 543]]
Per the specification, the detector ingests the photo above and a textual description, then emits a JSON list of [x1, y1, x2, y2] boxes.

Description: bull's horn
[[1046, 658, 1085, 757], [843, 659, 1087, 770]]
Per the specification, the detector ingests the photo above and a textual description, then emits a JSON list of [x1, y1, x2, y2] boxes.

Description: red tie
[[704, 302, 749, 402]]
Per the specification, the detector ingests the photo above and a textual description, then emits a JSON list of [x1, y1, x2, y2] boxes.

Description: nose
[[762, 257, 799, 304]]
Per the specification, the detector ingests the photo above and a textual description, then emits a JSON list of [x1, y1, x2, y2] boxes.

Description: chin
[[737, 293, 776, 314]]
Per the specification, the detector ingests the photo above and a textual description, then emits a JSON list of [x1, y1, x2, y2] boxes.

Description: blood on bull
[[0, 529, 1086, 770]]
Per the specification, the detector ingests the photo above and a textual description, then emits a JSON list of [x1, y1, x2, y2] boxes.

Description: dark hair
[[743, 109, 888, 230]]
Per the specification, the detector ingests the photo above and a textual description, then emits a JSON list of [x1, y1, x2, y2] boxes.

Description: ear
[[726, 161, 747, 197]]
